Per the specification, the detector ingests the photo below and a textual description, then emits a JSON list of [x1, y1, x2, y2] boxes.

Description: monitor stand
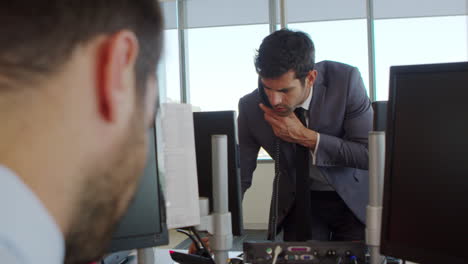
[[137, 248, 155, 264], [196, 135, 233, 264], [366, 130, 386, 264]]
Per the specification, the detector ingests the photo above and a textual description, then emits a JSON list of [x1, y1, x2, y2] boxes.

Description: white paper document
[[160, 103, 200, 229]]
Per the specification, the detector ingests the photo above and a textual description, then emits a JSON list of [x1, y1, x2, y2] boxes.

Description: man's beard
[[64, 114, 148, 264]]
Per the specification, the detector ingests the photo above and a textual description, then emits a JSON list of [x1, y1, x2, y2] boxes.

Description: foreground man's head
[[0, 1, 164, 263]]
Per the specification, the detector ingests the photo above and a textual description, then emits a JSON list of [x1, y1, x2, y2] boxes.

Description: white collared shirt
[[295, 85, 320, 165], [0, 166, 64, 264]]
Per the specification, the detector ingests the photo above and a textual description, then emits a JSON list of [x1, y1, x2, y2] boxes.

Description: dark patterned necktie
[[293, 107, 311, 241]]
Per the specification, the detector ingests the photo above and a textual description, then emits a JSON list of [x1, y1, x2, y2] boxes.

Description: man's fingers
[[271, 126, 281, 138], [264, 112, 282, 128], [264, 114, 283, 139]]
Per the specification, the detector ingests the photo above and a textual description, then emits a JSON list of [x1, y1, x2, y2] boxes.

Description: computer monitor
[[372, 101, 387, 132], [107, 126, 168, 253], [381, 61, 468, 264], [193, 111, 244, 236]]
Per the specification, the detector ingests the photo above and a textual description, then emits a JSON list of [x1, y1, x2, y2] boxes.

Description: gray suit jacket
[[238, 60, 373, 236]]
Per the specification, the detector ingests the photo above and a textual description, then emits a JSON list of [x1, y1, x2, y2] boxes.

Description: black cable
[[190, 227, 216, 264], [190, 227, 209, 253], [268, 140, 281, 241], [176, 229, 202, 253]]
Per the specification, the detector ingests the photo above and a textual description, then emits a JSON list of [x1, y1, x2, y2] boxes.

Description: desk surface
[[123, 249, 243, 264]]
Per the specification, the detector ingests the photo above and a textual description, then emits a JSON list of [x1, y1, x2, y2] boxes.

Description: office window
[[187, 24, 270, 160], [186, 0, 269, 28], [374, 16, 468, 100], [289, 19, 370, 94], [188, 24, 269, 112], [159, 29, 181, 103], [159, 1, 180, 103]]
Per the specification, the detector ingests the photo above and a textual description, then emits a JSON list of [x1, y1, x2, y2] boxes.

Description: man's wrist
[[298, 128, 317, 149]]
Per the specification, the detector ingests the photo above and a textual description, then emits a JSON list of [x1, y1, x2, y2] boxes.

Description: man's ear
[[96, 30, 139, 123], [306, 70, 318, 87]]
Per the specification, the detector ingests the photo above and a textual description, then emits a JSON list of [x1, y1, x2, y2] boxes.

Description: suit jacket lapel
[[308, 70, 326, 132]]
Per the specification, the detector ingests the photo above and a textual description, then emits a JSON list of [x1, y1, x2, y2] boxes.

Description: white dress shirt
[[0, 165, 64, 264]]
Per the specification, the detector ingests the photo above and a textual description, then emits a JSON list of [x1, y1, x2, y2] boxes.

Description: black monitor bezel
[[107, 126, 168, 253], [381, 61, 468, 264], [193, 110, 244, 236]]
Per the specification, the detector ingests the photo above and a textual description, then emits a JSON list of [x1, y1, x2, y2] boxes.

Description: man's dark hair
[[0, 1, 164, 98], [255, 29, 315, 84]]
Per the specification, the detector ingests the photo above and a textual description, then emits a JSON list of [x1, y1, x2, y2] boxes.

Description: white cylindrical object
[[137, 248, 154, 264], [212, 135, 229, 214], [369, 246, 385, 264], [199, 197, 210, 217], [211, 213, 233, 249], [367, 131, 386, 264], [368, 131, 385, 206], [214, 251, 229, 264], [196, 197, 214, 233], [210, 135, 233, 264], [366, 206, 383, 245]]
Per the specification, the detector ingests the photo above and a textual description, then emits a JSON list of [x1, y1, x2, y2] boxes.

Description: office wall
[[242, 162, 274, 230]]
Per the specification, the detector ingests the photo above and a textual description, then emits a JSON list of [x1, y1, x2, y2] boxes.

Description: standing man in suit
[[238, 29, 373, 241]]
